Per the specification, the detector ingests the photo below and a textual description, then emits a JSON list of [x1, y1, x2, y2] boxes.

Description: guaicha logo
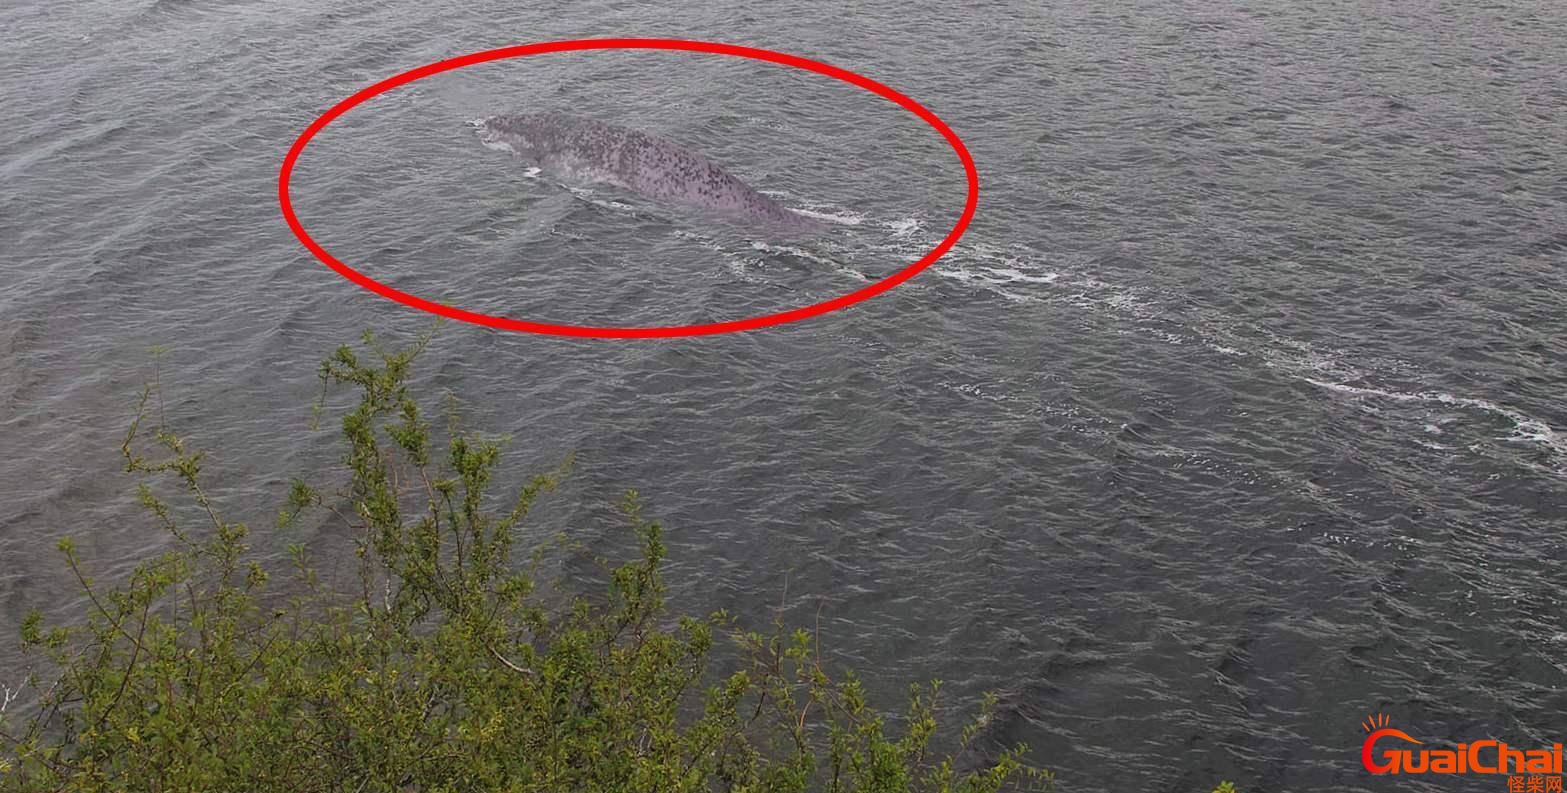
[[1361, 714, 1565, 775]]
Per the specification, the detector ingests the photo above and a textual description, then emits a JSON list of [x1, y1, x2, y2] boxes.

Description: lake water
[[3, 1, 1565, 790]]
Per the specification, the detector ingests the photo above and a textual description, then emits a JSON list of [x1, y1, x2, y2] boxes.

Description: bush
[[0, 330, 1051, 792]]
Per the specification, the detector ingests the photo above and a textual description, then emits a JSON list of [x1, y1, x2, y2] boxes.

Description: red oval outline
[[278, 38, 979, 338]]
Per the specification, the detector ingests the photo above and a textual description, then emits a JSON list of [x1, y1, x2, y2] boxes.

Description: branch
[[485, 642, 534, 677]]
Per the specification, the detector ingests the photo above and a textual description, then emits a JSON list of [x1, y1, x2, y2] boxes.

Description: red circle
[[278, 38, 979, 338]]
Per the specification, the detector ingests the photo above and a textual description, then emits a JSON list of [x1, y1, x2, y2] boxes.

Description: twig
[[485, 642, 534, 676]]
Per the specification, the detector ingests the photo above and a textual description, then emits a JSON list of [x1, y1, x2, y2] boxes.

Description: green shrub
[[0, 329, 1050, 792]]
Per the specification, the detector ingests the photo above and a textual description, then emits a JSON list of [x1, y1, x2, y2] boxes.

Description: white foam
[[793, 207, 864, 226], [938, 380, 1016, 402], [749, 241, 866, 281], [1305, 379, 1567, 456], [904, 231, 1565, 475], [561, 185, 636, 213], [751, 241, 831, 265], [933, 267, 982, 283], [757, 191, 864, 226], [986, 268, 1059, 284]]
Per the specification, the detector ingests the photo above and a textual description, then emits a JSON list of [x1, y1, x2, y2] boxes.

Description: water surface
[[3, 2, 1565, 790]]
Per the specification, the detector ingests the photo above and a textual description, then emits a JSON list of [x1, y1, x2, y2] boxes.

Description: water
[[4, 1, 1566, 790]]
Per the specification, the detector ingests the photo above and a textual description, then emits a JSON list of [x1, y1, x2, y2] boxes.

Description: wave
[[853, 214, 1566, 476]]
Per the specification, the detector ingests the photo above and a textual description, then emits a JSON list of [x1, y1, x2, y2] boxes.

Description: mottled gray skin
[[474, 112, 823, 232]]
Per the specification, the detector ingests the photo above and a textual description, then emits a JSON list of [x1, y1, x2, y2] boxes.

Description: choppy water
[[4, 1, 1566, 790]]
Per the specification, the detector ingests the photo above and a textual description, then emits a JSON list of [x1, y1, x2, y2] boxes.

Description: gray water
[[4, 1, 1566, 790]]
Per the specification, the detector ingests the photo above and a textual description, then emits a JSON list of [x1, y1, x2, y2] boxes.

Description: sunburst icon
[[1361, 713, 1390, 732]]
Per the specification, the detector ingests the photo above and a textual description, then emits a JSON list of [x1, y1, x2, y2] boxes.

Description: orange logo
[[1361, 713, 1424, 774], [1360, 714, 1565, 791]]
